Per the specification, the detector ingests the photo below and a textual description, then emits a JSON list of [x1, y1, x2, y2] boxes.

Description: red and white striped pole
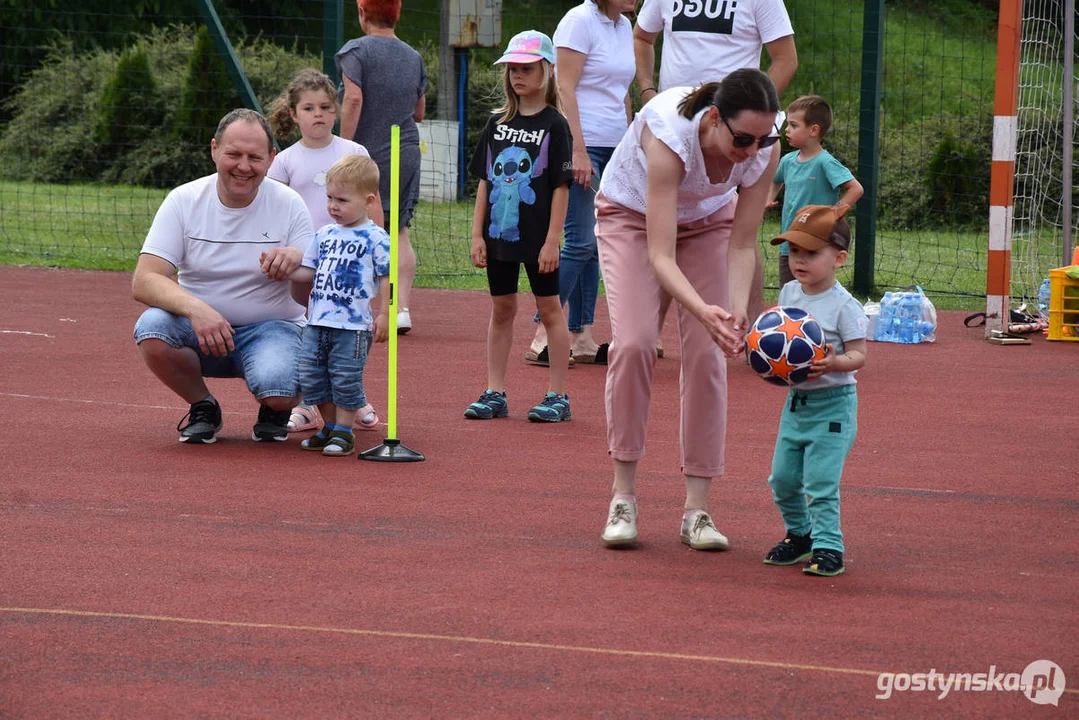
[[986, 0, 1023, 338]]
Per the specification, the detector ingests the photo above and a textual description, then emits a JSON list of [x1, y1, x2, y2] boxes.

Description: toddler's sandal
[[354, 404, 380, 431], [322, 430, 355, 457], [300, 428, 333, 451], [288, 404, 323, 433]]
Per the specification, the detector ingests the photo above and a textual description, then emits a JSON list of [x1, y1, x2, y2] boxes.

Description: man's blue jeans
[[134, 308, 301, 399]]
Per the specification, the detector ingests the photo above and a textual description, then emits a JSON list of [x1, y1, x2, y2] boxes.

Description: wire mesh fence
[[0, 0, 1073, 306]]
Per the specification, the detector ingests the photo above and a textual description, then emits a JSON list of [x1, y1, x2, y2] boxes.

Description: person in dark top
[[336, 0, 427, 334], [464, 31, 575, 424]]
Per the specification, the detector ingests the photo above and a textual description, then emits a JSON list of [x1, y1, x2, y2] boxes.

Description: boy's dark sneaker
[[177, 399, 222, 444], [252, 405, 290, 442], [804, 548, 845, 577], [763, 531, 813, 566], [527, 392, 571, 423], [464, 390, 508, 419]]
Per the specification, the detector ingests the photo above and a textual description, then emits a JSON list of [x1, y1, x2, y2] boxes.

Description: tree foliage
[[173, 26, 240, 145], [94, 44, 162, 158], [0, 25, 317, 188]]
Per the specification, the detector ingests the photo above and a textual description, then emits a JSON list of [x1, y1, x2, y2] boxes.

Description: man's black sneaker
[[804, 548, 845, 577], [763, 531, 813, 566], [252, 405, 290, 442], [177, 399, 222, 444]]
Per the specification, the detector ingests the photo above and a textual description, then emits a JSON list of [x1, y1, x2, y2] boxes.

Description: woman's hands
[[697, 304, 747, 357]]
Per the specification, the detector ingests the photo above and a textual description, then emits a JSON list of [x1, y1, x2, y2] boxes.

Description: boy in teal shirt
[[763, 204, 867, 577], [768, 95, 864, 286]]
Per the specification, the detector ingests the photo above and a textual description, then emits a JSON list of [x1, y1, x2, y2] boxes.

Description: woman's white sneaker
[[601, 498, 638, 548], [680, 510, 729, 551], [397, 308, 412, 334]]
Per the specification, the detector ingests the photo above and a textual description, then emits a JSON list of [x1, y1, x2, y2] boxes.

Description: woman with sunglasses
[[595, 68, 781, 551]]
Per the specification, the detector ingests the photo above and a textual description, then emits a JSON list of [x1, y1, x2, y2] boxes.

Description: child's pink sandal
[[354, 404, 379, 431], [287, 404, 323, 433]]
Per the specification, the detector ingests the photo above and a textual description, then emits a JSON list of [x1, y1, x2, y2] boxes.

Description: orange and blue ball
[[746, 306, 827, 386]]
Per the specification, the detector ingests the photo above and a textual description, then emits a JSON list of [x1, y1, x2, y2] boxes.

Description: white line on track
[[0, 330, 55, 338], [1, 606, 1074, 695]]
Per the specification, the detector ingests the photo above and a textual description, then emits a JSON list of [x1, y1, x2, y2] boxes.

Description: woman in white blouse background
[[527, 0, 637, 366]]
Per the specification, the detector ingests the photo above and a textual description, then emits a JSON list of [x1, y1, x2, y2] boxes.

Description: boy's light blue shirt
[[302, 220, 391, 331], [775, 149, 855, 255], [778, 279, 867, 390]]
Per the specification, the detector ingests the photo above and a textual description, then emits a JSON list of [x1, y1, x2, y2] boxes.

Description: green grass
[[0, 179, 993, 309], [0, 180, 165, 271]]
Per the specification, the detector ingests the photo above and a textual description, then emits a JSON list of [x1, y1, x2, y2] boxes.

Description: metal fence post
[[855, 0, 884, 295], [193, 0, 262, 114], [324, 0, 343, 85]]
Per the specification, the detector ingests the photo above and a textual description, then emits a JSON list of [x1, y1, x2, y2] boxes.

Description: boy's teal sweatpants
[[766, 385, 858, 553]]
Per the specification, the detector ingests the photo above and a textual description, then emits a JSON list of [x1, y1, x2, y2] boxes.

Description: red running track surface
[[0, 266, 1076, 718]]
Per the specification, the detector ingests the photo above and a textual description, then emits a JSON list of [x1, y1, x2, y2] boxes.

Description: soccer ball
[[746, 306, 827, 386]]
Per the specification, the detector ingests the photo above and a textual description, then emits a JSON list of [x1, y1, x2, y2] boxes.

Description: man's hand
[[189, 304, 235, 356], [260, 247, 303, 281], [372, 311, 389, 343], [538, 240, 560, 274]]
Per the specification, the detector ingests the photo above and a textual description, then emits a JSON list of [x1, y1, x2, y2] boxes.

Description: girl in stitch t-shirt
[[463, 31, 574, 424]]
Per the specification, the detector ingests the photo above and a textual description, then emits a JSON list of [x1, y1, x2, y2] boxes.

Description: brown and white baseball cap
[[771, 204, 851, 251]]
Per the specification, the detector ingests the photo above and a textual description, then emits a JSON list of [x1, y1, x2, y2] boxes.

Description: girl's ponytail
[[266, 92, 296, 141]]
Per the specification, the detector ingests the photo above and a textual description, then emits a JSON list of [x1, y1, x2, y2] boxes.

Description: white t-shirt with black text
[[636, 0, 794, 92], [141, 174, 314, 326]]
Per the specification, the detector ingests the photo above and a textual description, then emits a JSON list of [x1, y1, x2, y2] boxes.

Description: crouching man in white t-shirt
[[132, 109, 315, 445]]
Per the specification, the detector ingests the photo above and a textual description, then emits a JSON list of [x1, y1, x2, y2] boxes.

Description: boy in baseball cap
[[761, 203, 867, 577]]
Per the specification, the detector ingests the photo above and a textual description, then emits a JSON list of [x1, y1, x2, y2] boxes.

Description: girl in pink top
[[267, 69, 384, 434], [596, 68, 781, 551]]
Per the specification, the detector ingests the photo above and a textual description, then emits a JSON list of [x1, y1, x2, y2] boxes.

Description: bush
[[925, 130, 991, 229], [0, 25, 320, 189], [95, 44, 162, 164], [0, 39, 118, 183], [174, 27, 241, 145]]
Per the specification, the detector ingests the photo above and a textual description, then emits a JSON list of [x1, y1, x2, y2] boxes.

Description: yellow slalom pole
[[386, 124, 401, 441], [359, 125, 423, 462]]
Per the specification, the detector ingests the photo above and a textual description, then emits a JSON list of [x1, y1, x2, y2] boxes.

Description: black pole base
[[358, 438, 425, 462]]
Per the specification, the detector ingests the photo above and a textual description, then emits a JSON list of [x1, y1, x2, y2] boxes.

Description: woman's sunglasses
[[721, 116, 781, 149]]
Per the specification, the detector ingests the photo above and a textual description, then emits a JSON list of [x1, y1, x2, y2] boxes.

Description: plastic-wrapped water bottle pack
[[866, 288, 937, 344]]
